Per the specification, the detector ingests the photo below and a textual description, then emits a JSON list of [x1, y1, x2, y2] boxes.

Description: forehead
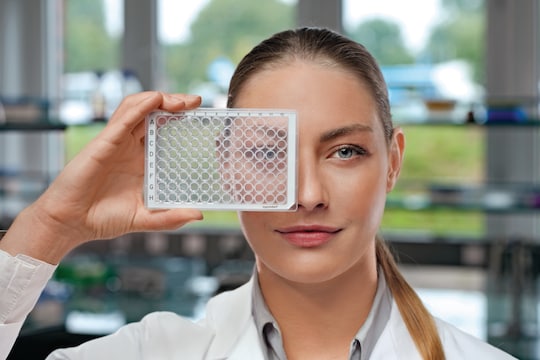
[[234, 61, 382, 135]]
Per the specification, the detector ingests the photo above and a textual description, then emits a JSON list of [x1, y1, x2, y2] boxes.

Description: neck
[[257, 253, 378, 359]]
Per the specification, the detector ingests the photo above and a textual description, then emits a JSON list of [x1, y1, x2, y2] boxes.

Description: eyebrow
[[319, 124, 373, 143]]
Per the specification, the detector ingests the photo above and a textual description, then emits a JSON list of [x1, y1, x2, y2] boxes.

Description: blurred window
[[157, 0, 297, 107], [61, 0, 143, 125], [343, 0, 487, 237]]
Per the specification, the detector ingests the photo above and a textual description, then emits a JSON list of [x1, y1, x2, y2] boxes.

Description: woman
[[0, 28, 514, 359]]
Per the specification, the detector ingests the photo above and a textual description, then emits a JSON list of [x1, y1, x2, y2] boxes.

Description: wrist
[[0, 204, 80, 265]]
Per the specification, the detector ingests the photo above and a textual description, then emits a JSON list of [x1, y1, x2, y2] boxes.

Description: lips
[[276, 225, 342, 248]]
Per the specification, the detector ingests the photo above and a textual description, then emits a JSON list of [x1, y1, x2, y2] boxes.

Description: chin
[[271, 258, 354, 285]]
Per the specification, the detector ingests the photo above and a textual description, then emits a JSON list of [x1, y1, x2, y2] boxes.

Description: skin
[[0, 61, 405, 359], [0, 92, 204, 264], [235, 61, 405, 359]]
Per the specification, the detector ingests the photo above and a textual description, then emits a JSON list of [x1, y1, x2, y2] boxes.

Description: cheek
[[328, 163, 387, 197], [238, 212, 270, 247], [327, 166, 388, 220]]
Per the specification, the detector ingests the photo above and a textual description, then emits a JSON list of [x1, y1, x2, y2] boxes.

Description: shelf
[[393, 95, 540, 126], [396, 119, 540, 127], [0, 122, 66, 132], [386, 197, 540, 214], [386, 182, 540, 213]]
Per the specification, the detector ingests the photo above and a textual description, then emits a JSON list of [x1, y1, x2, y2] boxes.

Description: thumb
[[136, 208, 204, 232]]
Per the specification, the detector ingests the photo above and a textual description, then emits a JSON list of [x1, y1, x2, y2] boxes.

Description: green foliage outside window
[[64, 0, 486, 237]]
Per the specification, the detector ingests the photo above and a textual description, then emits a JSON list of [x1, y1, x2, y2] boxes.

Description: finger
[[110, 91, 163, 126], [136, 208, 204, 232], [132, 93, 202, 144], [101, 92, 197, 142], [133, 120, 147, 145], [160, 93, 202, 111], [99, 92, 166, 146], [182, 94, 202, 109]]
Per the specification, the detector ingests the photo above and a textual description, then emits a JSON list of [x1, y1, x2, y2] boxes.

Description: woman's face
[[234, 61, 404, 285]]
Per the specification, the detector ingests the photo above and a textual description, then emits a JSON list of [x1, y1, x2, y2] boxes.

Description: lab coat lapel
[[369, 301, 421, 360], [226, 321, 265, 360], [204, 278, 264, 360]]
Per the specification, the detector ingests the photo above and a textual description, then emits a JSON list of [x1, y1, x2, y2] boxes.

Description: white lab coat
[[47, 278, 516, 360]]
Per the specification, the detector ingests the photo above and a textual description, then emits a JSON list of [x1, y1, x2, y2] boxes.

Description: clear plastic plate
[[145, 109, 297, 211]]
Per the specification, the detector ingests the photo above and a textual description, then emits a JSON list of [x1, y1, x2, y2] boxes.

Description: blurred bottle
[[0, 100, 5, 124], [91, 70, 107, 122], [121, 69, 143, 97]]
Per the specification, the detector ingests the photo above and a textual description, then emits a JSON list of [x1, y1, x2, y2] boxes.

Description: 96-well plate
[[145, 109, 297, 211]]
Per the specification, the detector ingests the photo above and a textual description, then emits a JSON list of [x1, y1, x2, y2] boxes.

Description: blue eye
[[333, 146, 366, 159]]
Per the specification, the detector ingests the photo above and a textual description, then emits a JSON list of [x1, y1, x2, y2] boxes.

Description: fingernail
[[184, 94, 201, 101]]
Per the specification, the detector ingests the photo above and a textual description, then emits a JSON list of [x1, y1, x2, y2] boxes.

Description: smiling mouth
[[276, 226, 342, 248]]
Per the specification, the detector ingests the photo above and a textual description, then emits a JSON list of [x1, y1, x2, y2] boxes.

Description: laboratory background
[[1, 0, 539, 359]]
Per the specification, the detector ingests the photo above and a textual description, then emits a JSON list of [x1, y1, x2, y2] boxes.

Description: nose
[[296, 157, 328, 211]]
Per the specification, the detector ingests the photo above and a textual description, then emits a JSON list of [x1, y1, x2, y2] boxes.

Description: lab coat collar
[[201, 276, 412, 360], [369, 299, 421, 359], [203, 278, 265, 360], [198, 275, 513, 360]]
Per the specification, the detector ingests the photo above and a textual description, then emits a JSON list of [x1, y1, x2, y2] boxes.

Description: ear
[[386, 127, 405, 193]]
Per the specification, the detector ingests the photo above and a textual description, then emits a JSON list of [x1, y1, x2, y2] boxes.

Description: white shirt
[[0, 249, 56, 358]]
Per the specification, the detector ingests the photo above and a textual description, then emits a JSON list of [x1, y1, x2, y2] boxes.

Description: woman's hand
[[0, 92, 204, 264]]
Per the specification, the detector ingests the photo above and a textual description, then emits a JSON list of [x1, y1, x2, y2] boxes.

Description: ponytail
[[376, 236, 446, 360]]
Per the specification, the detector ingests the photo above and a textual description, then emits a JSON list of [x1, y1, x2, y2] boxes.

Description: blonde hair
[[229, 27, 445, 359], [377, 236, 445, 359]]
